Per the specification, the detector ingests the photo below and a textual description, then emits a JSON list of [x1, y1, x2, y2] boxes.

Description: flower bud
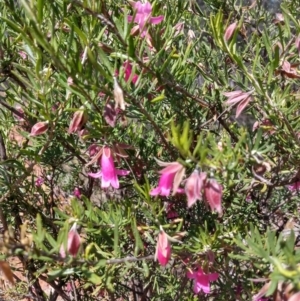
[[155, 229, 171, 266], [67, 223, 81, 257], [68, 107, 87, 134], [224, 22, 237, 41], [30, 121, 48, 136]]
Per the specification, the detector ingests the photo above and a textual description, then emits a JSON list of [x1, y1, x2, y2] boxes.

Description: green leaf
[[86, 272, 102, 285]]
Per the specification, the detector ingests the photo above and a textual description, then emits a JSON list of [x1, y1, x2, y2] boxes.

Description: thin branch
[[39, 275, 71, 301]]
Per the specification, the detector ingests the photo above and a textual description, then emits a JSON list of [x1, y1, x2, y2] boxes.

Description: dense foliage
[[0, 0, 300, 300]]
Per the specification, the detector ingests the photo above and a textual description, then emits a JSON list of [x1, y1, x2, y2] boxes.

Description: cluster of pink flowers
[[150, 161, 223, 216], [155, 228, 218, 294]]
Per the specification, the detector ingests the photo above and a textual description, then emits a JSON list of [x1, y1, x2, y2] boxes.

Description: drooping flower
[[88, 147, 129, 189], [67, 223, 81, 257], [30, 121, 48, 136], [204, 179, 223, 217], [187, 266, 219, 294], [155, 229, 171, 266], [128, 1, 164, 37], [185, 170, 207, 208], [223, 90, 253, 118], [150, 160, 185, 196]]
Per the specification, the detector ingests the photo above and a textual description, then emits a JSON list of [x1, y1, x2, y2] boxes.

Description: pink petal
[[194, 275, 210, 294], [225, 93, 250, 105], [150, 173, 174, 196], [208, 272, 219, 282], [139, 2, 152, 14], [150, 16, 164, 24], [109, 175, 119, 189], [150, 187, 162, 196], [101, 148, 117, 184], [88, 171, 102, 178], [236, 96, 251, 118], [159, 162, 182, 174], [116, 169, 130, 176], [102, 177, 114, 189]]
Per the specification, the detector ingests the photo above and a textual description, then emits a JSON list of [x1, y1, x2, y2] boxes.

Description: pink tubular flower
[[185, 170, 207, 208], [150, 160, 185, 196], [67, 223, 81, 257], [30, 121, 48, 136], [204, 179, 223, 217], [155, 229, 171, 266], [88, 147, 129, 189], [187, 266, 219, 294], [128, 1, 164, 37]]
